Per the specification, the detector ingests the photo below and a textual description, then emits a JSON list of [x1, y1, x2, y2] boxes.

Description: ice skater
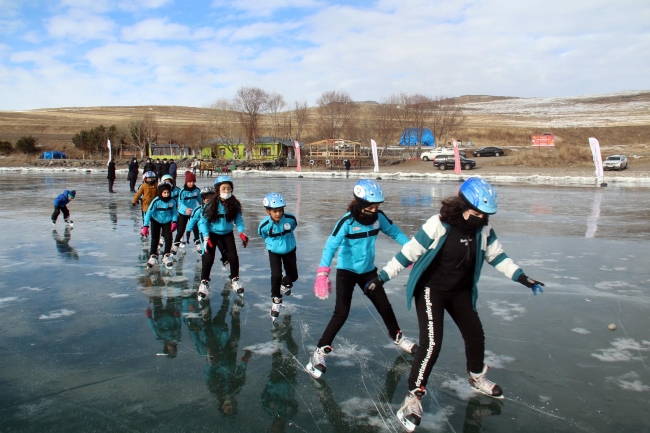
[[305, 179, 418, 379], [51, 189, 75, 226], [132, 171, 158, 225], [160, 174, 180, 202], [142, 183, 178, 269], [257, 193, 298, 321], [171, 171, 201, 255], [197, 176, 249, 300], [367, 177, 545, 432], [186, 187, 216, 255]]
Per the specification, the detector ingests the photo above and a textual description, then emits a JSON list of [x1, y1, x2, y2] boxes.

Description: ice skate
[[64, 218, 73, 228], [162, 253, 174, 269], [198, 280, 210, 301], [468, 365, 504, 399], [396, 387, 426, 432], [146, 254, 158, 269], [231, 277, 244, 295], [221, 259, 230, 273], [270, 297, 282, 321], [280, 276, 292, 296], [51, 220, 56, 225], [170, 242, 180, 255], [194, 240, 202, 253], [179, 240, 186, 249], [305, 346, 332, 379], [394, 330, 419, 354]]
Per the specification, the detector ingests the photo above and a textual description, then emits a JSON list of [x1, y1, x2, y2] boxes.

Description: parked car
[[432, 155, 476, 170], [420, 147, 466, 161], [603, 154, 628, 171], [472, 146, 505, 157]]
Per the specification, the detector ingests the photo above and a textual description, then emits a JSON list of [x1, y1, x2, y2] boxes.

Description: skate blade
[[305, 362, 322, 379], [396, 410, 417, 432], [471, 386, 505, 399]]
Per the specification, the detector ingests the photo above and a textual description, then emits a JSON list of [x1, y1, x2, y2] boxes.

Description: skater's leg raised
[[316, 269, 356, 348]]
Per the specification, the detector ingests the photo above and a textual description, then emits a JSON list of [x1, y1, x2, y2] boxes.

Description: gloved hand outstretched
[[171, 222, 177, 232], [239, 233, 249, 247], [517, 274, 545, 295], [363, 275, 384, 296], [314, 266, 332, 300], [141, 226, 149, 237]]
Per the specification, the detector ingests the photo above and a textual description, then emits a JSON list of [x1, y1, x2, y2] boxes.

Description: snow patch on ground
[[486, 301, 526, 321], [244, 341, 281, 356], [108, 293, 129, 298], [484, 350, 515, 368], [0, 297, 18, 307], [571, 328, 591, 334], [606, 372, 650, 392], [592, 338, 650, 362], [594, 281, 634, 290], [19, 286, 45, 291], [39, 309, 75, 320], [442, 377, 476, 400]]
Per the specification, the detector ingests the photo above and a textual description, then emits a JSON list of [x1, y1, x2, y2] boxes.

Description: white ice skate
[[194, 240, 202, 253], [397, 387, 426, 432], [65, 218, 73, 228], [198, 280, 210, 301], [51, 220, 56, 225], [280, 278, 292, 296], [170, 242, 180, 255], [394, 331, 419, 354], [179, 241, 186, 249], [231, 277, 244, 295], [270, 297, 282, 321], [468, 365, 504, 399], [305, 346, 332, 379], [222, 260, 230, 273], [162, 253, 174, 269], [146, 254, 158, 269]]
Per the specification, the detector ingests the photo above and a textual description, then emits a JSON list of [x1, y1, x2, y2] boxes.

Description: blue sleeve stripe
[[395, 252, 411, 267], [487, 229, 498, 246], [488, 252, 508, 267], [414, 229, 433, 249]]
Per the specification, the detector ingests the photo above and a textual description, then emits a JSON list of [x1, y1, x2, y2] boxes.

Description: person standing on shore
[[169, 159, 178, 185], [143, 158, 156, 175], [344, 159, 351, 178], [107, 159, 116, 193], [128, 157, 139, 192], [367, 177, 545, 432]]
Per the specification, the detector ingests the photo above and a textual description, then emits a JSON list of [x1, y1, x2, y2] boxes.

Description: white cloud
[[47, 11, 115, 41], [121, 19, 216, 41], [213, 0, 322, 17]]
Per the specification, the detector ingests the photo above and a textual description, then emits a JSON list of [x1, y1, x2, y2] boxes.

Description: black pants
[[174, 213, 199, 244], [129, 178, 136, 192], [51, 205, 69, 222], [408, 286, 485, 390], [268, 248, 299, 299], [108, 178, 115, 192], [201, 231, 239, 281], [150, 219, 172, 256], [317, 268, 400, 348]]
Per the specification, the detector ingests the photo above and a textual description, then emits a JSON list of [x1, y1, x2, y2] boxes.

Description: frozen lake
[[1, 172, 649, 432]]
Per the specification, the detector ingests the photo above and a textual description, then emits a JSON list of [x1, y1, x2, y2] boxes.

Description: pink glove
[[314, 266, 332, 300], [185, 208, 192, 215], [141, 226, 149, 237], [171, 222, 177, 232], [239, 233, 249, 247]]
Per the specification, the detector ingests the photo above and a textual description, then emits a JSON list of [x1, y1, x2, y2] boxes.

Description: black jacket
[[128, 159, 139, 180], [107, 161, 116, 180]]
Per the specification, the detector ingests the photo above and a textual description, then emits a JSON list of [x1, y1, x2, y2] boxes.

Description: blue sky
[[1, 0, 648, 110]]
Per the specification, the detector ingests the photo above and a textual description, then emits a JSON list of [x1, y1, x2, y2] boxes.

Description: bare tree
[[315, 90, 358, 139], [428, 96, 466, 146], [267, 92, 287, 141], [208, 98, 246, 158], [292, 99, 310, 142], [370, 95, 401, 153], [180, 124, 209, 157], [128, 114, 158, 158], [232, 86, 270, 151]]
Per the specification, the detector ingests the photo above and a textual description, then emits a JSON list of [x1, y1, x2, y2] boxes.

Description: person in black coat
[[128, 157, 139, 192], [162, 158, 170, 177], [156, 159, 163, 180], [143, 158, 156, 175], [107, 159, 116, 193]]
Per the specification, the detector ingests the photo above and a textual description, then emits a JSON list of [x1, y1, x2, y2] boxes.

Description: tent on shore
[[39, 151, 67, 159]]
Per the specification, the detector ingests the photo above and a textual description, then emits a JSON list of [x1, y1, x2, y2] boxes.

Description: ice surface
[[0, 172, 649, 432]]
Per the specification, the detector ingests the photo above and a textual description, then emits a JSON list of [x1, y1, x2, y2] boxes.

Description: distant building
[[399, 128, 435, 147]]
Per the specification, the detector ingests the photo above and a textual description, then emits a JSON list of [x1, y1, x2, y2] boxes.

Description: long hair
[[439, 196, 470, 224], [347, 197, 372, 215], [204, 194, 242, 222]]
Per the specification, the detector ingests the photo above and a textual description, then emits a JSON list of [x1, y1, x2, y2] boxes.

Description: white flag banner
[[107, 139, 112, 165], [588, 137, 604, 178], [371, 139, 379, 173], [294, 140, 301, 172]]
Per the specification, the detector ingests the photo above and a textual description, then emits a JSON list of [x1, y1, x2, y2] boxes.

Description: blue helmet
[[214, 175, 233, 190], [459, 177, 498, 214], [144, 171, 156, 179], [353, 179, 384, 203], [263, 192, 286, 209], [200, 186, 215, 198]]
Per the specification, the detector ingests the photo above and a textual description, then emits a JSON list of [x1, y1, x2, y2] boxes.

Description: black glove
[[517, 274, 544, 295], [363, 275, 384, 295]]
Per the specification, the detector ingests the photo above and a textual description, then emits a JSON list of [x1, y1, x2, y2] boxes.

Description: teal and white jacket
[[258, 213, 298, 254], [198, 200, 245, 237], [144, 197, 178, 226], [378, 214, 523, 311]]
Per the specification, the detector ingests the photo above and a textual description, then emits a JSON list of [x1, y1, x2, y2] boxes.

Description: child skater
[[186, 186, 216, 254], [367, 178, 545, 432], [52, 189, 75, 226], [171, 171, 202, 255], [161, 174, 181, 201], [132, 171, 158, 223], [305, 179, 418, 379], [257, 193, 298, 322], [197, 176, 249, 300], [142, 183, 178, 269]]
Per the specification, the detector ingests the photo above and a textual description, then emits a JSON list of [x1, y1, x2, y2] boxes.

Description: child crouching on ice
[[142, 183, 178, 269], [52, 189, 75, 226], [257, 193, 298, 322]]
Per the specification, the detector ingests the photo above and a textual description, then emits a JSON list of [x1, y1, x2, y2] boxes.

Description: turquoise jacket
[[258, 213, 298, 255], [198, 200, 245, 237], [144, 197, 178, 226]]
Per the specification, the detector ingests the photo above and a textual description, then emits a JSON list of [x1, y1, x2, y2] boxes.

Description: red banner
[[294, 141, 301, 172], [452, 139, 461, 174]]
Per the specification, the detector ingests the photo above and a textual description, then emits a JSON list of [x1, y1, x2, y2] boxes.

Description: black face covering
[[354, 210, 379, 226], [453, 213, 488, 232], [161, 195, 171, 203]]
